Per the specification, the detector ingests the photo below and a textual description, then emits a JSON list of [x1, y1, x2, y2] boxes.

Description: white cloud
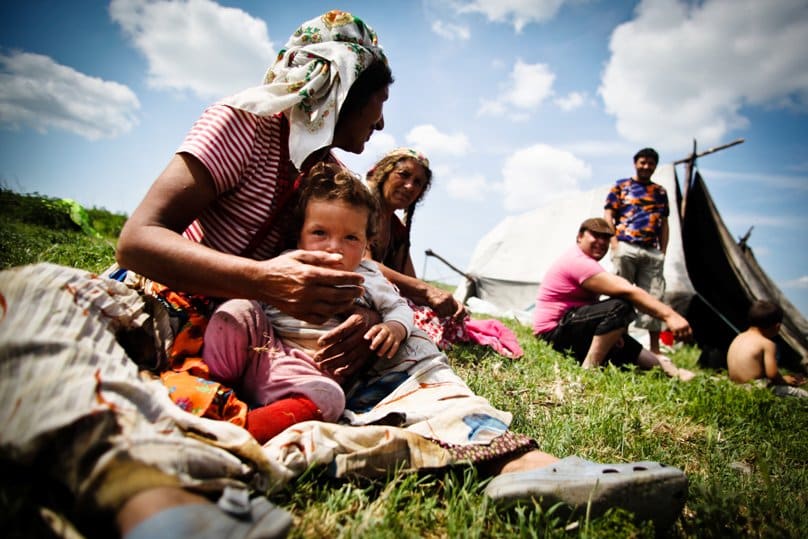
[[405, 124, 471, 156], [363, 132, 398, 160], [509, 61, 555, 108], [431, 19, 471, 40], [393, 125, 489, 200], [445, 172, 490, 201], [554, 91, 587, 111], [479, 60, 555, 117], [457, 0, 568, 32], [501, 144, 592, 211], [0, 51, 139, 140], [334, 131, 397, 178], [401, 125, 479, 202], [600, 0, 808, 151], [110, 0, 275, 100], [479, 97, 506, 116], [784, 276, 808, 289], [560, 139, 637, 157]]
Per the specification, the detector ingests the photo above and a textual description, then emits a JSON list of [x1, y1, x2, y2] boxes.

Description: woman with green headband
[[365, 148, 472, 348], [368, 151, 465, 293]]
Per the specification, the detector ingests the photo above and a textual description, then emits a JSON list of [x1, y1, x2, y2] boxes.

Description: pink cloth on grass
[[464, 319, 523, 359]]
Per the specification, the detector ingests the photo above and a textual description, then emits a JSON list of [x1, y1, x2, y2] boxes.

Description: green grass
[[0, 189, 124, 272], [2, 189, 807, 538]]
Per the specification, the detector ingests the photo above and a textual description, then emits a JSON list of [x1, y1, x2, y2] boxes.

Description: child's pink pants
[[201, 299, 345, 421]]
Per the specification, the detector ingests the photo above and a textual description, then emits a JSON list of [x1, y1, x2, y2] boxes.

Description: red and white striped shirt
[[178, 105, 294, 260]]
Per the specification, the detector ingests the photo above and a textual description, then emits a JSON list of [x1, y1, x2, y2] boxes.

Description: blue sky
[[2, 0, 807, 318]]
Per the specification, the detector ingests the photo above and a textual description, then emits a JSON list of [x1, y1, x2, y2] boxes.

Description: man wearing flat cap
[[532, 218, 694, 380]]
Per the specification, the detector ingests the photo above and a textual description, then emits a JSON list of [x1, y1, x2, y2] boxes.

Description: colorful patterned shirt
[[604, 178, 669, 248]]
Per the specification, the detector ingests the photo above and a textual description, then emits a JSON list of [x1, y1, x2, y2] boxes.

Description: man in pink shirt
[[533, 218, 694, 380]]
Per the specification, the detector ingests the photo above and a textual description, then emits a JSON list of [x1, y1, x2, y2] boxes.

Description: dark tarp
[[681, 172, 808, 372]]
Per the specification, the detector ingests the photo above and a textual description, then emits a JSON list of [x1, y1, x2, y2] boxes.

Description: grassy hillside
[[0, 189, 124, 272], [1, 190, 806, 538]]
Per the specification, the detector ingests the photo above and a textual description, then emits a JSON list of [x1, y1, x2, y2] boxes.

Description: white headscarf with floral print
[[220, 10, 387, 168]]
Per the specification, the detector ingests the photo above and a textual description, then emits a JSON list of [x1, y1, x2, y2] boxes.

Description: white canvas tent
[[453, 164, 695, 319]]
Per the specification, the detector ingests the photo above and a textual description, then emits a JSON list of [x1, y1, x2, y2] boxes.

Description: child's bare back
[[726, 329, 773, 383], [727, 300, 806, 395]]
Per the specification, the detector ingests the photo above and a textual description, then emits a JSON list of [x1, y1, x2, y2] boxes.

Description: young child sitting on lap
[[727, 299, 807, 398], [203, 162, 414, 443]]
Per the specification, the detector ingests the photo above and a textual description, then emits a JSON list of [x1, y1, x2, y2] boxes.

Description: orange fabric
[[150, 283, 209, 366], [150, 283, 248, 426], [160, 370, 247, 426]]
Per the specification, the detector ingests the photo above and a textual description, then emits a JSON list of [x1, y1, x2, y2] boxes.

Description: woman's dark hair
[[338, 59, 394, 118], [285, 162, 379, 248]]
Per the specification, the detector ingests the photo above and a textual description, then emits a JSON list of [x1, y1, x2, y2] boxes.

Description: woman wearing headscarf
[[116, 10, 393, 383], [366, 149, 465, 321]]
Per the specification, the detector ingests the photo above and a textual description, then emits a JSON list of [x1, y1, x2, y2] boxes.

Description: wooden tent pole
[[675, 137, 745, 220], [681, 139, 697, 219], [424, 249, 474, 281], [673, 137, 745, 165]]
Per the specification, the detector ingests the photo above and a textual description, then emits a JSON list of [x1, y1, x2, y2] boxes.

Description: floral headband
[[381, 147, 430, 169], [220, 10, 387, 167], [367, 148, 431, 180]]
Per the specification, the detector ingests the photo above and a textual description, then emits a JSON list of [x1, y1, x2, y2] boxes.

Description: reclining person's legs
[[0, 264, 291, 538]]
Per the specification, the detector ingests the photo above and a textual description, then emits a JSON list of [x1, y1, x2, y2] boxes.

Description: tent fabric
[[454, 185, 608, 314], [682, 172, 808, 371], [454, 164, 696, 317]]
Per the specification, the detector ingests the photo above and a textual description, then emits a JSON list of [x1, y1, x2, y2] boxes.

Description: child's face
[[298, 199, 369, 271]]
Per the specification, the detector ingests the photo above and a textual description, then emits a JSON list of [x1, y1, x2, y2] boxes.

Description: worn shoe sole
[[124, 495, 293, 539], [484, 457, 688, 528]]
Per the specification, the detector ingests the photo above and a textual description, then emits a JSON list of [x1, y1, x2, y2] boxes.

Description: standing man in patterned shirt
[[603, 147, 669, 355]]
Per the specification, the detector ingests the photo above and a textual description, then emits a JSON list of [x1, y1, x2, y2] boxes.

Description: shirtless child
[[727, 300, 807, 398]]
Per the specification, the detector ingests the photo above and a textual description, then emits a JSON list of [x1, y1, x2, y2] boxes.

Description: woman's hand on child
[[258, 250, 364, 324], [316, 306, 381, 384]]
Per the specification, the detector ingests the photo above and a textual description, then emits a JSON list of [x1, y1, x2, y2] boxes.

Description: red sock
[[246, 396, 322, 444]]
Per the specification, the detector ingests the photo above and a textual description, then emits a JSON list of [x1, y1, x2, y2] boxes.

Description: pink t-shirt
[[532, 245, 604, 334]]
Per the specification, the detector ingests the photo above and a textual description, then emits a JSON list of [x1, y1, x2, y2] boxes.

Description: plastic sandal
[[484, 456, 688, 527], [124, 494, 293, 539]]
